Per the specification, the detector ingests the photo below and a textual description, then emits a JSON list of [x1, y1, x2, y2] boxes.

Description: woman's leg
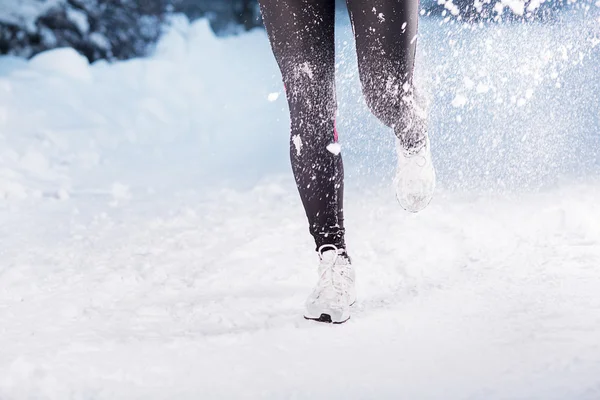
[[347, 0, 434, 213], [346, 0, 426, 151], [258, 0, 346, 251]]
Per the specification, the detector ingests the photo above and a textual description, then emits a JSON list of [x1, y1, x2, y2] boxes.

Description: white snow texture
[[1, 6, 600, 400]]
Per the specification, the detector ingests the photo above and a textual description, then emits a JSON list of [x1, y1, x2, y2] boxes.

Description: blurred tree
[[0, 0, 261, 62]]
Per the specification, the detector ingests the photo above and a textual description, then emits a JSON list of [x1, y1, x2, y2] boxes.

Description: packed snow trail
[[2, 181, 600, 398], [1, 6, 600, 399]]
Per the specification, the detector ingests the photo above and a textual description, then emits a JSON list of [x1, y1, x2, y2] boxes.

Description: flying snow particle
[[451, 94, 468, 107], [525, 89, 534, 99], [476, 83, 490, 93], [326, 143, 341, 155], [293, 135, 303, 156], [268, 92, 280, 102], [463, 76, 474, 89]]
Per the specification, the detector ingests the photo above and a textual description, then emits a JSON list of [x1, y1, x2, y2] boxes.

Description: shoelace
[[317, 244, 349, 295]]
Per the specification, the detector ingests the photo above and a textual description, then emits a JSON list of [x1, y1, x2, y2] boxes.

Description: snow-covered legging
[[259, 0, 422, 251]]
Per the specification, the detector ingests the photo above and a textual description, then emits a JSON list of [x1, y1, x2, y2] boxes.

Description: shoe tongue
[[319, 249, 339, 262]]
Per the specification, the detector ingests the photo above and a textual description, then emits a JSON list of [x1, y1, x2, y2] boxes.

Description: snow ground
[[1, 6, 600, 399]]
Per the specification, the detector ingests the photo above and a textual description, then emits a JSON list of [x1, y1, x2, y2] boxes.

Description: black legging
[[259, 0, 422, 251]]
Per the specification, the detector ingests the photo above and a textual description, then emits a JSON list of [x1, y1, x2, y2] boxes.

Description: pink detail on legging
[[333, 118, 339, 143]]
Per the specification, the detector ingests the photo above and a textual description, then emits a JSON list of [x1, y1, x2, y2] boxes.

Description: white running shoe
[[304, 245, 356, 324], [394, 135, 436, 213]]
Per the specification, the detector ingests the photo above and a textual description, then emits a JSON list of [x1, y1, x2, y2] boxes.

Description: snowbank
[[0, 16, 285, 200]]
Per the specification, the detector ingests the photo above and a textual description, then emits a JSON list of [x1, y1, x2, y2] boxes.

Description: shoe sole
[[396, 193, 433, 213], [304, 313, 349, 324], [303, 301, 356, 324]]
